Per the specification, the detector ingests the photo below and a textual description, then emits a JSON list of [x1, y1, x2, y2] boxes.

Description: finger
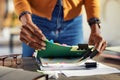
[[20, 31, 33, 44], [21, 26, 30, 36], [95, 40, 107, 55], [20, 30, 46, 49], [23, 23, 34, 33], [21, 26, 42, 43], [94, 40, 103, 53], [20, 36, 28, 44], [22, 25, 32, 34], [29, 42, 46, 50], [34, 29, 46, 41], [27, 23, 46, 41], [100, 41, 107, 52], [23, 23, 43, 39], [20, 35, 44, 49], [20, 30, 36, 43], [21, 28, 46, 47], [29, 42, 41, 50], [22, 25, 45, 45]]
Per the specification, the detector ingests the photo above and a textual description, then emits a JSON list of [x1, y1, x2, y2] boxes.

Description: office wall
[[83, 0, 120, 46]]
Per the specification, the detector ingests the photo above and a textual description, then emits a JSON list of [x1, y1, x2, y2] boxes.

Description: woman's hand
[[89, 24, 107, 54], [20, 13, 46, 50]]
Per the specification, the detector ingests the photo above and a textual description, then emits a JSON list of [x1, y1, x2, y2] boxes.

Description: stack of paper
[[38, 58, 120, 77], [62, 62, 120, 77], [39, 57, 88, 69]]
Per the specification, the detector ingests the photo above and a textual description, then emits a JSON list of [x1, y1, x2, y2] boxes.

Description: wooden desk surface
[[19, 56, 120, 80]]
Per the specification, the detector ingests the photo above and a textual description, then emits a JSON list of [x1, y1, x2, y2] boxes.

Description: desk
[[0, 54, 21, 66], [20, 56, 120, 80]]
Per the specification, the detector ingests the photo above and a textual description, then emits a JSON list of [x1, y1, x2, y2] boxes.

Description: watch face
[[88, 18, 101, 27]]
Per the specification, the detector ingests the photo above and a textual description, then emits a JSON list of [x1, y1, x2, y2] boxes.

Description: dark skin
[[20, 14, 46, 50], [89, 24, 107, 54], [20, 13, 107, 55]]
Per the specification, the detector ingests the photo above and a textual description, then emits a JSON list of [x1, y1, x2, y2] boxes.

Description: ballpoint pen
[[90, 49, 99, 58], [78, 48, 99, 62], [77, 48, 92, 62]]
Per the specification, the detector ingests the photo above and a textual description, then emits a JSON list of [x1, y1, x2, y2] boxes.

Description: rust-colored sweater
[[13, 0, 100, 21]]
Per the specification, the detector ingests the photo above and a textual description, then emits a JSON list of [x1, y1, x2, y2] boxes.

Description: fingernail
[[42, 37, 46, 41], [41, 43, 46, 46], [37, 49, 41, 51], [41, 47, 46, 50]]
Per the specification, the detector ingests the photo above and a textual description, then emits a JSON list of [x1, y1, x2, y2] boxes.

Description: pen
[[77, 49, 92, 62], [77, 49, 99, 62], [85, 49, 99, 60], [90, 49, 99, 58]]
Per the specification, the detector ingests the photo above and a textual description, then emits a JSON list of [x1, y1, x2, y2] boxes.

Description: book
[[0, 66, 48, 80]]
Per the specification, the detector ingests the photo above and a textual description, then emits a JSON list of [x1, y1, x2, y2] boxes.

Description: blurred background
[[0, 0, 120, 57], [0, 0, 21, 55]]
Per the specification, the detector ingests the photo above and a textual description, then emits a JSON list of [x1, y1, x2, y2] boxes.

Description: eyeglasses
[[0, 54, 21, 66]]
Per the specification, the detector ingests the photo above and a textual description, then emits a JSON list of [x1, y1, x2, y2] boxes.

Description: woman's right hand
[[20, 13, 46, 50]]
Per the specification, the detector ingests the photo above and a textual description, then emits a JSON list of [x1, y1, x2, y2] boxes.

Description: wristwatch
[[88, 18, 101, 28], [19, 11, 31, 20]]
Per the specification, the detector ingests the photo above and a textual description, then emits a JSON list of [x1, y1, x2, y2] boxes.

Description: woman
[[14, 0, 107, 57]]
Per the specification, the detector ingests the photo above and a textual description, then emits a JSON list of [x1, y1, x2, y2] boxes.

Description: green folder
[[37, 40, 91, 58]]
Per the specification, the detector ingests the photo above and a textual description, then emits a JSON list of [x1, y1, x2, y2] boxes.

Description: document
[[106, 46, 120, 52], [39, 58, 120, 77], [61, 60, 120, 77]]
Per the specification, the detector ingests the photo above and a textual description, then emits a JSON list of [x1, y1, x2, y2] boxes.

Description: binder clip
[[85, 62, 97, 68]]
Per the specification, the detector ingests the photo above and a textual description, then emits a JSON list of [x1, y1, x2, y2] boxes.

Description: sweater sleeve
[[13, 0, 31, 16], [84, 0, 100, 20]]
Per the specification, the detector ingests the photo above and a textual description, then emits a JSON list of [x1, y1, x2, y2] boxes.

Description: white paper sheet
[[62, 62, 120, 77], [39, 57, 94, 71], [39, 58, 120, 77], [106, 46, 120, 52]]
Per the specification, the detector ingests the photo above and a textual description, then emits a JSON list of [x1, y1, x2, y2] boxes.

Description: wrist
[[19, 11, 31, 20], [90, 24, 101, 34], [88, 18, 101, 34], [88, 17, 101, 27], [20, 12, 32, 25]]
